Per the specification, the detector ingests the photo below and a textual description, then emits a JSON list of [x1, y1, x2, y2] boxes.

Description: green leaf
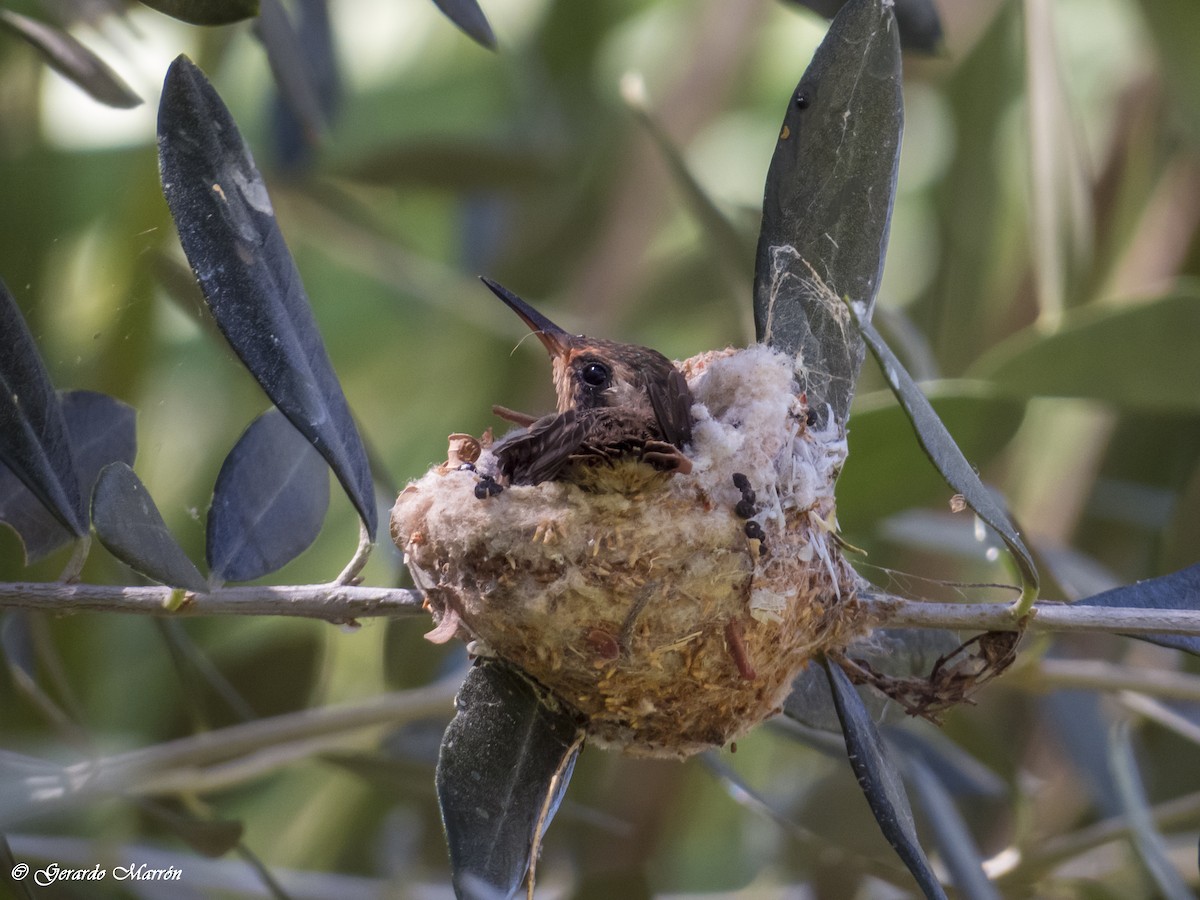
[[623, 76, 755, 300], [0, 279, 87, 538], [437, 661, 583, 900], [971, 290, 1200, 413], [0, 10, 141, 109], [823, 657, 947, 899], [136, 0, 258, 26], [92, 463, 209, 593], [902, 755, 1000, 899], [431, 0, 496, 50], [753, 0, 903, 425], [1108, 722, 1193, 900], [1139, 0, 1200, 143], [206, 409, 331, 583], [158, 55, 378, 541]]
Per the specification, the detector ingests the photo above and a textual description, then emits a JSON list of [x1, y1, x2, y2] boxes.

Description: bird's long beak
[[480, 276, 572, 359]]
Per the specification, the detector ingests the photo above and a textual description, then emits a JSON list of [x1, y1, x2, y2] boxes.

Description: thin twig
[[1023, 659, 1200, 703], [0, 582, 425, 620], [858, 592, 1200, 638], [6, 678, 459, 812]]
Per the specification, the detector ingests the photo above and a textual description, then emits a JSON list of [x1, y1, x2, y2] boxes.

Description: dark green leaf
[[207, 408, 330, 583], [753, 0, 902, 426], [0, 613, 36, 685], [785, 629, 961, 731], [136, 0, 258, 26], [625, 82, 755, 296], [0, 280, 86, 538], [1139, 0, 1200, 143], [1108, 722, 1193, 900], [0, 390, 136, 564], [1075, 562, 1200, 656], [841, 382, 1026, 528], [854, 311, 1039, 601], [1041, 689, 1121, 816], [972, 290, 1200, 414], [883, 727, 1007, 800], [157, 55, 378, 540], [783, 0, 944, 54], [431, 0, 496, 50], [92, 462, 208, 593], [256, 0, 330, 164], [699, 752, 824, 845], [902, 756, 1000, 900], [266, 0, 340, 171], [437, 661, 583, 900], [823, 657, 947, 900], [0, 10, 141, 109]]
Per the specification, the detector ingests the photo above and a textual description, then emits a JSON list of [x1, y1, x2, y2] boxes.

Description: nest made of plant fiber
[[391, 344, 866, 758]]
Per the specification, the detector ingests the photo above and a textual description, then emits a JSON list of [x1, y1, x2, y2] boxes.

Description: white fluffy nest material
[[391, 344, 864, 758]]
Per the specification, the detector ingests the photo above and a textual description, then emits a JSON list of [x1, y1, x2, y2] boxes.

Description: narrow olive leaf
[[783, 0, 944, 54], [1024, 0, 1094, 322], [823, 657, 947, 900], [437, 661, 584, 900], [0, 10, 141, 109], [1040, 689, 1122, 817], [431, 0, 496, 50], [0, 613, 36, 686], [157, 55, 377, 540], [1074, 562, 1200, 656], [0, 390, 136, 564], [92, 463, 208, 593], [1108, 722, 1194, 900], [0, 612, 81, 741], [256, 0, 329, 152], [971, 292, 1200, 414], [902, 756, 1001, 900], [753, 0, 902, 426], [883, 727, 1007, 800], [700, 752, 829, 849], [0, 280, 86, 538], [852, 309, 1039, 604], [136, 0, 258, 25], [207, 408, 330, 583], [622, 75, 756, 298], [267, 0, 340, 171]]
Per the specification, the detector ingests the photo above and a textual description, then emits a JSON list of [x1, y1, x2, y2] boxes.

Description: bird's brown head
[[481, 277, 679, 415]]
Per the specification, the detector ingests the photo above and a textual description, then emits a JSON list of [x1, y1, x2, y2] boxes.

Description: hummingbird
[[479, 277, 694, 493]]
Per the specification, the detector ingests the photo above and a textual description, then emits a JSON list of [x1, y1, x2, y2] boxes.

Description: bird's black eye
[[580, 361, 610, 388]]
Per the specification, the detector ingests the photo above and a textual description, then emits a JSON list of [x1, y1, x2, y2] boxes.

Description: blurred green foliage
[[2, 0, 1200, 895]]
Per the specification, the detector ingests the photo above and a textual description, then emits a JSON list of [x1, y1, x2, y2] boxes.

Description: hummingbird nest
[[391, 345, 864, 758]]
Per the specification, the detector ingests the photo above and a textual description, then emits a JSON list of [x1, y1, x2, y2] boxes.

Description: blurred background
[[1, 0, 1199, 895]]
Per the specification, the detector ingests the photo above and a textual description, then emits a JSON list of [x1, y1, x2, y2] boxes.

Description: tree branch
[[1, 678, 460, 817], [858, 592, 1200, 637], [2, 582, 1199, 639]]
